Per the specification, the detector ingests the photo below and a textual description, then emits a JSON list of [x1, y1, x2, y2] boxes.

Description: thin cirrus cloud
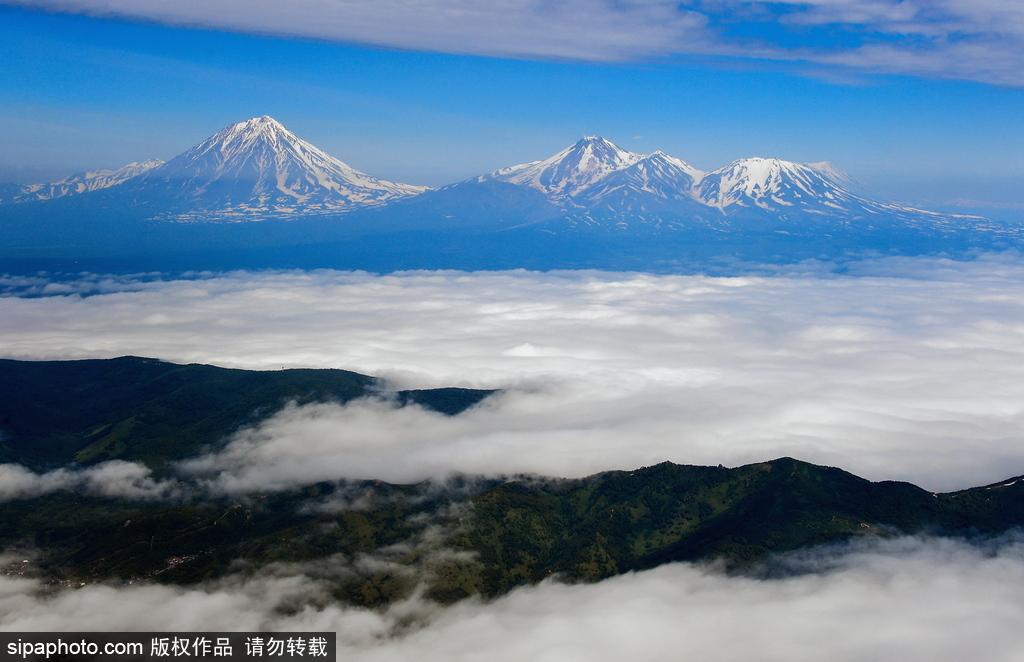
[[12, 0, 713, 62], [3, 255, 1024, 492], [2, 535, 1024, 661], [9, 0, 1024, 85]]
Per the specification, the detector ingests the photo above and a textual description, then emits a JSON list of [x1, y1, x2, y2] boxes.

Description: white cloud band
[[3, 256, 1024, 491]]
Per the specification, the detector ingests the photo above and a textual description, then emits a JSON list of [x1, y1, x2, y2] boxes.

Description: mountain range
[[0, 115, 979, 227], [0, 159, 164, 204], [0, 116, 1017, 270]]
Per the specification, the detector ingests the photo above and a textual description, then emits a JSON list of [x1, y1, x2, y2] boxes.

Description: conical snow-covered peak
[[177, 115, 416, 193], [697, 156, 861, 212], [226, 115, 283, 132], [195, 115, 305, 160], [488, 136, 644, 198], [573, 135, 628, 151], [243, 115, 283, 129], [132, 115, 426, 220]]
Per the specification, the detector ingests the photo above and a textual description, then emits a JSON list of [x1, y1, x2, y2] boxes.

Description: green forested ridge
[[0, 356, 493, 469], [1, 459, 1020, 607], [0, 358, 1021, 608]]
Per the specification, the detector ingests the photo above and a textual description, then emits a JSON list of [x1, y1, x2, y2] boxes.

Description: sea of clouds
[[2, 535, 1024, 661], [3, 255, 1024, 657], [3, 255, 1024, 491]]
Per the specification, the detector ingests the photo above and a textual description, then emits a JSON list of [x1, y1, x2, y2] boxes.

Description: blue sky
[[1, 2, 1022, 215]]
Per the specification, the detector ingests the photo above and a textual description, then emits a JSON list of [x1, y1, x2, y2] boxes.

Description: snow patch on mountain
[[578, 150, 704, 206], [12, 160, 164, 203]]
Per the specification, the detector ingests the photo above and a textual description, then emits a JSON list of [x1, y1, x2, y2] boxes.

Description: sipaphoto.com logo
[[7, 637, 141, 660], [0, 632, 336, 661]]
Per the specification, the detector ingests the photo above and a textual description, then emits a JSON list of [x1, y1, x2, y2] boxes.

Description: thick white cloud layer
[[3, 261, 1024, 655], [4, 256, 1024, 491], [2, 536, 1023, 661], [11, 1, 1024, 85]]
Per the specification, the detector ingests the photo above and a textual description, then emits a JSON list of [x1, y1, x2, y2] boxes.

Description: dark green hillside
[[1, 458, 1020, 607], [0, 356, 494, 468], [457, 459, 1024, 595]]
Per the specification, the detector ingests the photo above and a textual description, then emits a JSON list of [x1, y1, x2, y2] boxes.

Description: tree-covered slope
[[1, 459, 1020, 607], [0, 356, 494, 469], [458, 459, 1024, 594]]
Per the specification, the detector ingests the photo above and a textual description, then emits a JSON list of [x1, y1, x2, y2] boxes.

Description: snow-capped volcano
[[486, 136, 645, 199], [435, 138, 981, 235], [125, 116, 426, 220], [696, 157, 868, 216], [689, 156, 976, 229], [11, 160, 163, 203], [398, 135, 979, 234], [0, 125, 984, 242]]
